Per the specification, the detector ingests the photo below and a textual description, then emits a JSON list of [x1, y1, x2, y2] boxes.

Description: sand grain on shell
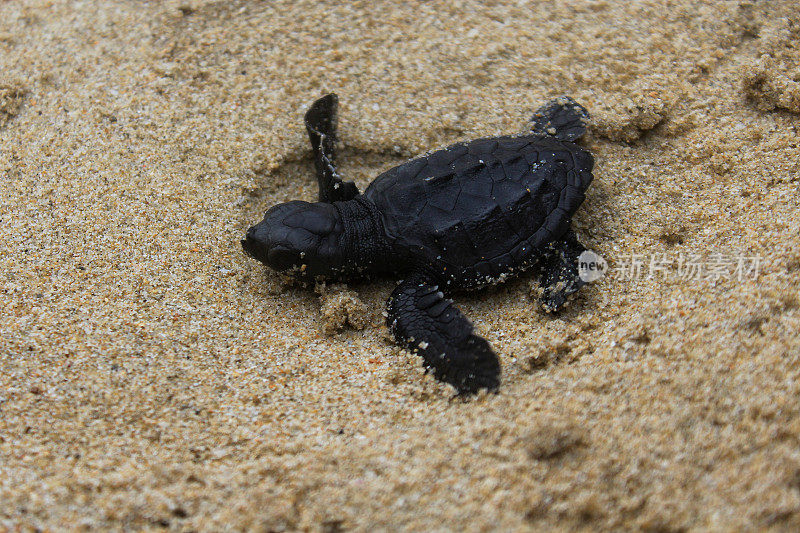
[[1, 0, 799, 531]]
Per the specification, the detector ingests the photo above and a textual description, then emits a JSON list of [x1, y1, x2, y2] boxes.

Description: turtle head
[[242, 200, 347, 278]]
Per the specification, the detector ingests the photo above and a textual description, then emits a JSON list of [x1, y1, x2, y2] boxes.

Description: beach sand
[[1, 0, 799, 530]]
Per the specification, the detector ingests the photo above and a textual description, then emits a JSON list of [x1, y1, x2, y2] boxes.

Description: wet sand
[[1, 0, 799, 530]]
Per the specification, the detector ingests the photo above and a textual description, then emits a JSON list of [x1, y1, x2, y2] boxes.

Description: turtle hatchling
[[242, 94, 594, 394]]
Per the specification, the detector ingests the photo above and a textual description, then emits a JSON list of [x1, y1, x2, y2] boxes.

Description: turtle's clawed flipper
[[304, 93, 360, 203], [531, 96, 590, 142], [387, 272, 501, 394], [539, 230, 587, 312]]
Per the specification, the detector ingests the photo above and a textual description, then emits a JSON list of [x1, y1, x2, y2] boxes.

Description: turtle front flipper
[[387, 272, 501, 394], [304, 93, 360, 203], [530, 96, 590, 142], [539, 229, 587, 312]]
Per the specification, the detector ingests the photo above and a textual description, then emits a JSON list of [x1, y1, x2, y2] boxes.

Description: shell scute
[[364, 134, 593, 287]]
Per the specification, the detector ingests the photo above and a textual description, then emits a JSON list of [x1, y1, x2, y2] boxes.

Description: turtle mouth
[[241, 230, 300, 273], [266, 247, 300, 272], [241, 231, 268, 264], [241, 237, 256, 259]]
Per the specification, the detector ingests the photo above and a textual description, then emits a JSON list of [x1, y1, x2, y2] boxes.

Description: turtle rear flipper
[[530, 96, 590, 142], [539, 229, 587, 312], [305, 93, 360, 202], [387, 272, 501, 394]]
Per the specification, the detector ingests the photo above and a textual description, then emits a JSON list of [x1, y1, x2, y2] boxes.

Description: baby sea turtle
[[242, 94, 594, 394]]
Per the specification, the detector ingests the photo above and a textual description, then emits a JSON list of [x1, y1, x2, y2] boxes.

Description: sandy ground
[[1, 0, 799, 530]]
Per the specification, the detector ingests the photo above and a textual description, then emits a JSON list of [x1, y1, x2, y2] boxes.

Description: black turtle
[[242, 94, 594, 394]]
